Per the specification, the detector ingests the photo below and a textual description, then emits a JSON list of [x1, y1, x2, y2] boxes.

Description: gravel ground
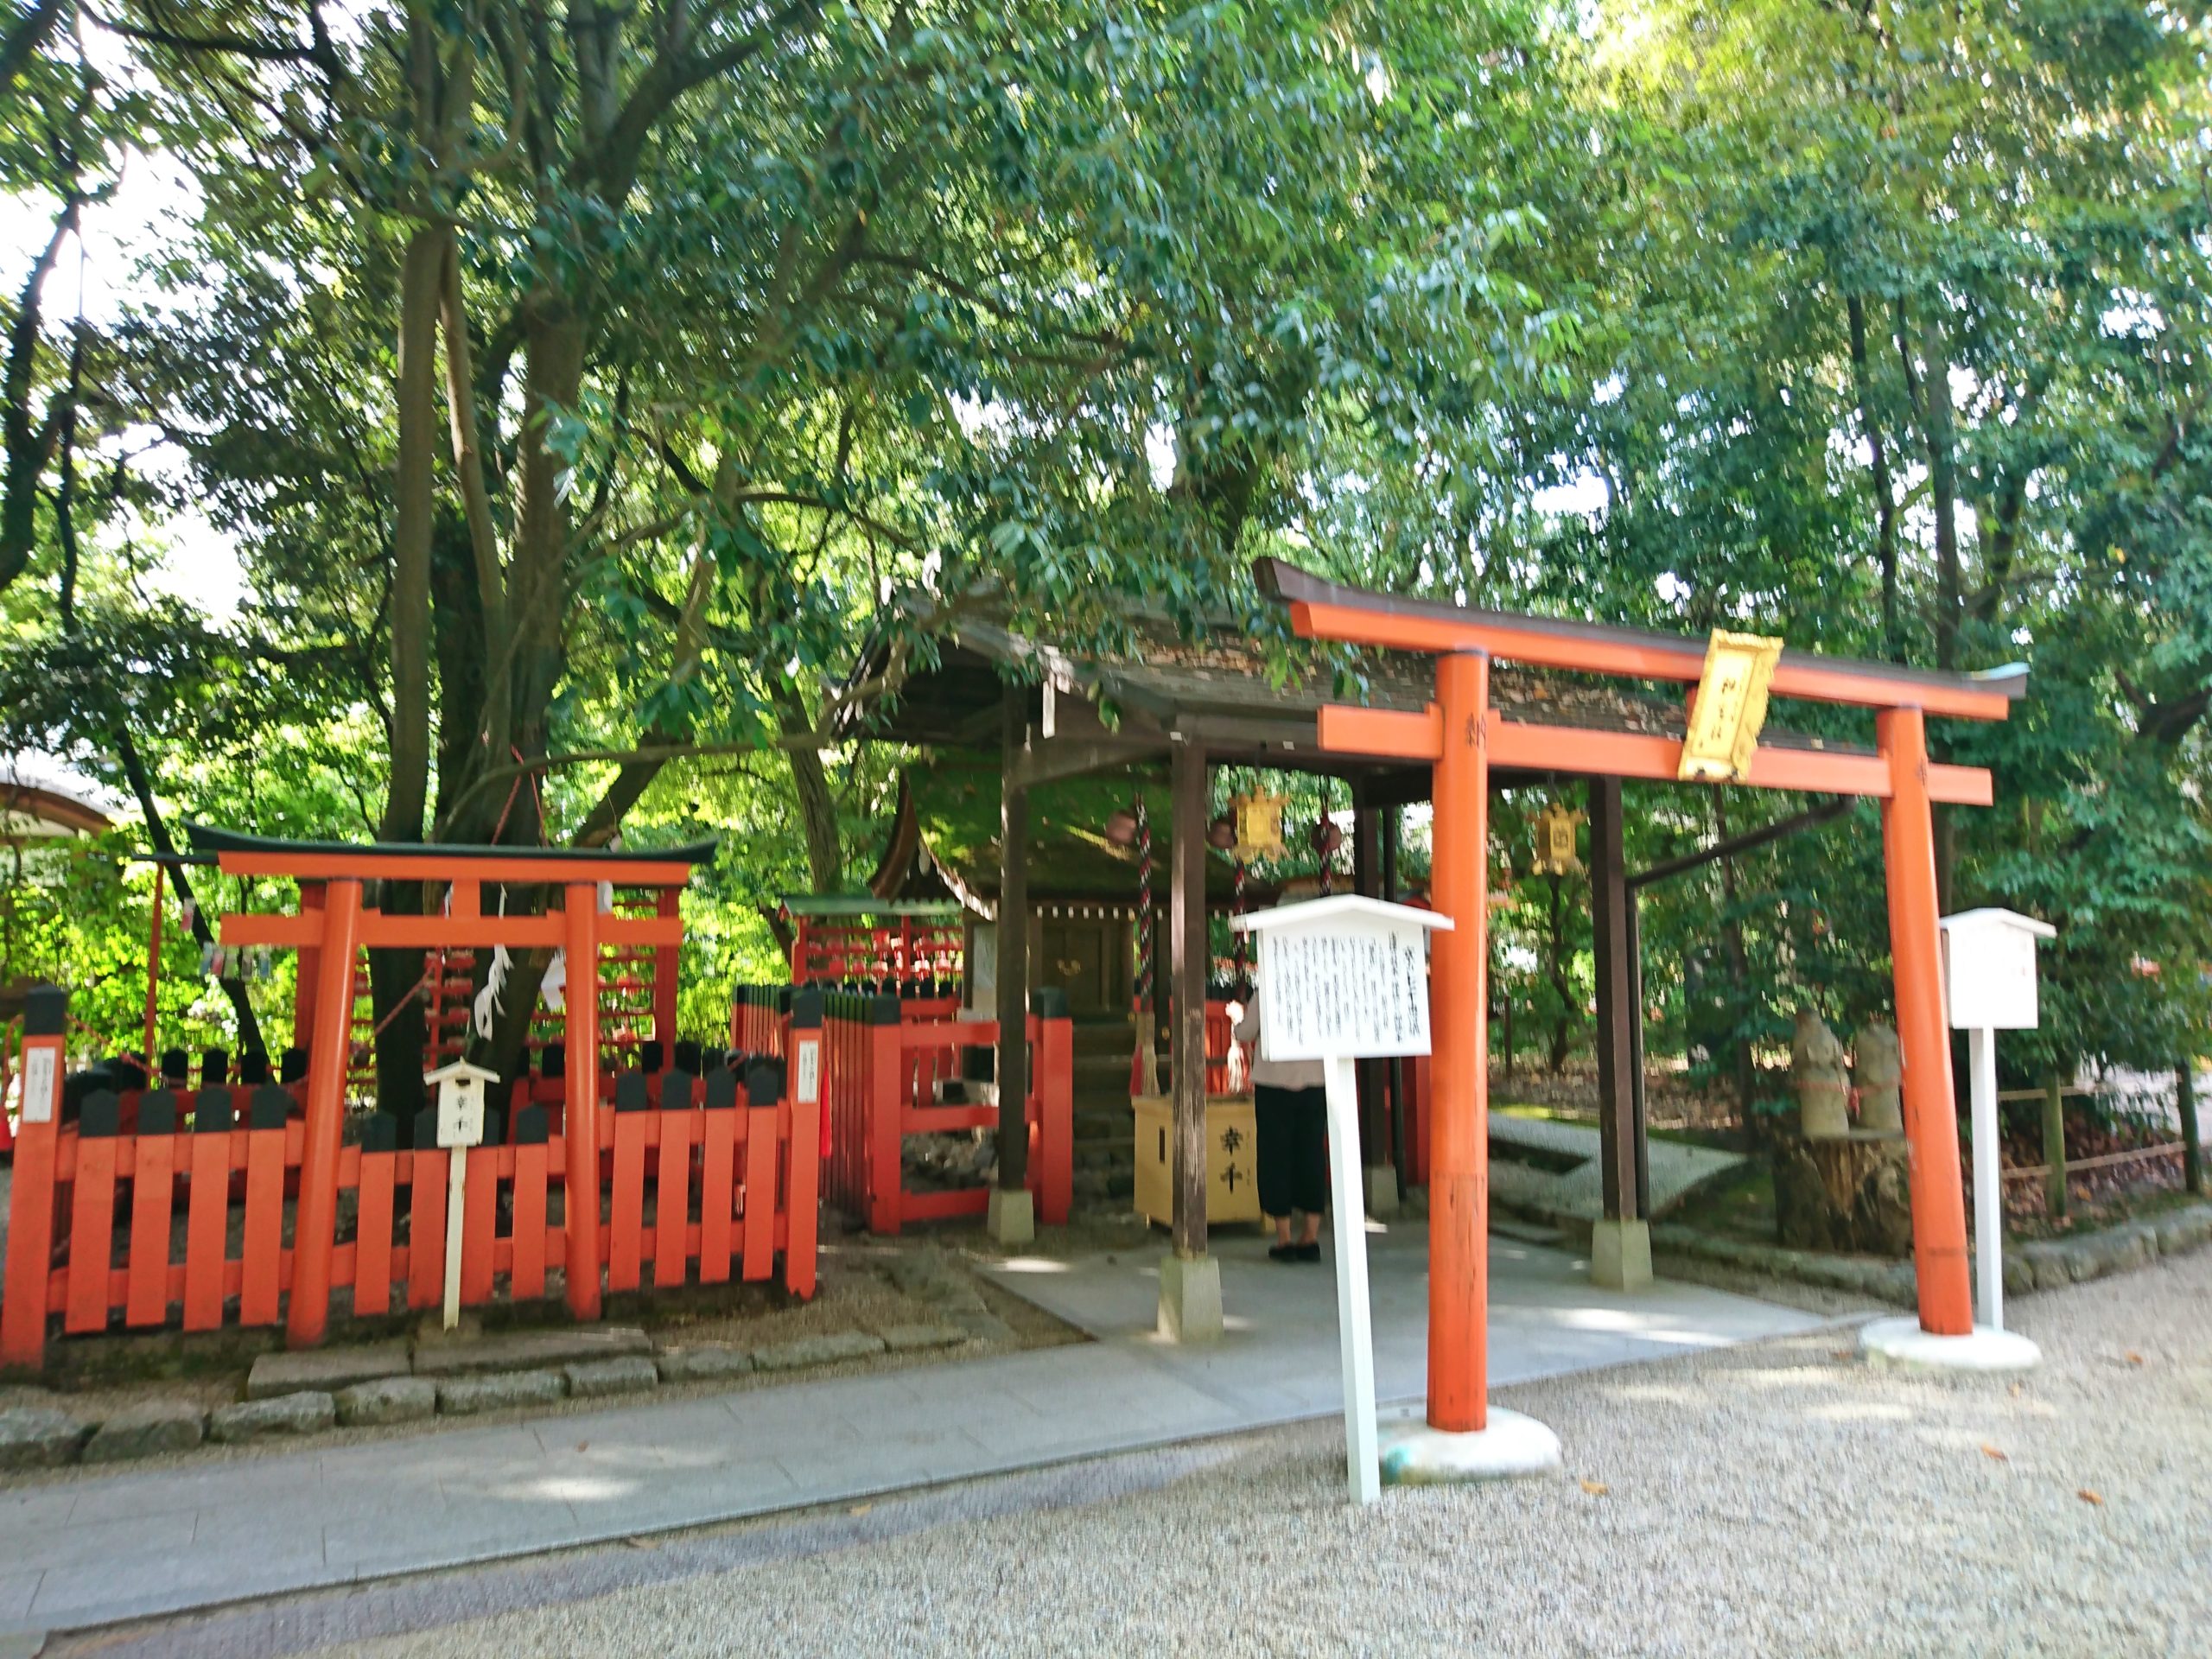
[[308, 1247, 2211, 1659]]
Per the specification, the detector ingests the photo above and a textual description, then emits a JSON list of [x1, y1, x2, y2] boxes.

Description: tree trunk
[[0, 195, 79, 594], [1711, 793, 1756, 1121], [455, 305, 582, 1090], [1846, 295, 1901, 657], [1546, 870, 1571, 1072], [384, 226, 443, 849], [775, 685, 842, 893], [113, 728, 265, 1058], [369, 226, 448, 1128], [1894, 297, 1961, 908]]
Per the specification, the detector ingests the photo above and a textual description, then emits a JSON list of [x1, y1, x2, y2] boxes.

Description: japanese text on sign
[[1257, 922, 1433, 1062]]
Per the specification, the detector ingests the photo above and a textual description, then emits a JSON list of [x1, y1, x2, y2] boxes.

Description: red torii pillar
[[564, 882, 604, 1320], [1427, 652, 1491, 1429], [289, 878, 362, 1347], [1879, 707, 1973, 1335]]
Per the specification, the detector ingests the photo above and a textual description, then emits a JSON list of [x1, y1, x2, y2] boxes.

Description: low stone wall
[[2010, 1203, 2212, 1291], [0, 1318, 976, 1474], [1654, 1198, 2212, 1306]]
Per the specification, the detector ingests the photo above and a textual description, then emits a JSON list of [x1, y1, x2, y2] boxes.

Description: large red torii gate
[[1256, 560, 2026, 1438]]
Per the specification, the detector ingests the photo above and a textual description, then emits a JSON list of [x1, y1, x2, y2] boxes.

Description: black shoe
[[1268, 1242, 1299, 1262], [1294, 1242, 1323, 1262]]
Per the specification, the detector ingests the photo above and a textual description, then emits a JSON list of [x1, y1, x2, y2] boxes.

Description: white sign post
[[427, 1060, 499, 1332], [1940, 908, 2056, 1332], [1233, 895, 1452, 1505], [1863, 909, 2050, 1374]]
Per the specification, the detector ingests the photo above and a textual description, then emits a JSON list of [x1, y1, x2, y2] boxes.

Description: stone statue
[[1855, 1020, 1903, 1134], [1792, 1008, 1851, 1139]]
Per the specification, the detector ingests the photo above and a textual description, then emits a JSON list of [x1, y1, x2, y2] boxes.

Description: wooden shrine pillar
[[288, 876, 362, 1347], [652, 888, 680, 1047], [1381, 806, 1409, 1203], [1160, 737, 1222, 1338], [1587, 776, 1650, 1288], [1878, 707, 1974, 1335], [993, 683, 1034, 1241], [1428, 651, 1491, 1430], [1351, 784, 1394, 1212]]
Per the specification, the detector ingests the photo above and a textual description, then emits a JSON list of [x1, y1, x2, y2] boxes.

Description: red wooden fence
[[787, 913, 963, 989], [0, 986, 819, 1370], [816, 989, 1072, 1235]]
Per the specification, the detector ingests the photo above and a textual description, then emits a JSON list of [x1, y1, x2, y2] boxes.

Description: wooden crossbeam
[[219, 913, 683, 950], [1312, 705, 1993, 806]]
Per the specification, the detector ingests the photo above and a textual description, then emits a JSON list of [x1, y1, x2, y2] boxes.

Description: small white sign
[[1941, 908, 2056, 1032], [21, 1046, 54, 1125], [794, 1039, 821, 1106], [1941, 907, 2058, 1336]]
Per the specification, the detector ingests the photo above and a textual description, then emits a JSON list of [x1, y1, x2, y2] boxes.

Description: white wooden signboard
[[427, 1061, 499, 1332], [1941, 907, 2052, 1033], [20, 1045, 54, 1125], [1249, 902, 1436, 1065], [1233, 895, 1452, 1504], [1939, 909, 2056, 1332]]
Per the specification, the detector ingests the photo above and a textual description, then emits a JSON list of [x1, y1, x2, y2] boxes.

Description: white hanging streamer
[[472, 886, 511, 1042]]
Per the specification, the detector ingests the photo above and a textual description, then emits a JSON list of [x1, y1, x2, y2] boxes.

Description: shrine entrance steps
[[1070, 1020, 1138, 1207]]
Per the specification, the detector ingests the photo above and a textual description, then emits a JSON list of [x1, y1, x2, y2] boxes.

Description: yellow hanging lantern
[[1231, 787, 1288, 861], [1535, 799, 1583, 876]]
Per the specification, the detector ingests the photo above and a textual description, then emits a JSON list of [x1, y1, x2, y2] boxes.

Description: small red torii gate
[[203, 830, 706, 1347], [1256, 559, 2024, 1437]]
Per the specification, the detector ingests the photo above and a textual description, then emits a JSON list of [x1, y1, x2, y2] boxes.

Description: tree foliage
[[1, 0, 2203, 1102]]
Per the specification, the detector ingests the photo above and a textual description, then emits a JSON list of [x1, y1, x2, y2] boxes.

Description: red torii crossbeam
[[1254, 560, 2025, 1439]]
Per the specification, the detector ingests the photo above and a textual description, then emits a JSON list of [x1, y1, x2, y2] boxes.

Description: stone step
[[1072, 1169, 1135, 1202], [1071, 1021, 1132, 1056], [247, 1338, 412, 1401], [412, 1325, 653, 1378]]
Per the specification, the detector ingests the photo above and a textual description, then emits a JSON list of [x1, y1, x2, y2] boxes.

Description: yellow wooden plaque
[[1679, 629, 1784, 783]]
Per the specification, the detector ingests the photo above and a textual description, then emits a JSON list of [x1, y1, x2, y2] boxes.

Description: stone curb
[[4, 1313, 980, 1473], [1652, 1198, 2212, 1304]]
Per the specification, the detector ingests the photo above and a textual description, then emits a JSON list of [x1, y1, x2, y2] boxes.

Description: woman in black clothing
[[1234, 982, 1326, 1262]]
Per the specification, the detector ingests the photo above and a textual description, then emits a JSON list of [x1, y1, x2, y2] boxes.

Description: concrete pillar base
[[1156, 1252, 1223, 1342], [1859, 1315, 2040, 1374], [1363, 1166, 1400, 1219], [1590, 1218, 1652, 1291], [1379, 1408, 1563, 1485], [986, 1187, 1035, 1247]]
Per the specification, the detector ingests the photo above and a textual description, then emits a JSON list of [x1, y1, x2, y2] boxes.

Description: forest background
[[2, 0, 2206, 1122]]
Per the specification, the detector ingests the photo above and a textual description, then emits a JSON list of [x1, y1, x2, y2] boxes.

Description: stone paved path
[[0, 1224, 1831, 1641]]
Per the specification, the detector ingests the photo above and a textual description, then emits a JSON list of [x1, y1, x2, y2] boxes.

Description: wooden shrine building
[[869, 559, 2024, 1374]]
